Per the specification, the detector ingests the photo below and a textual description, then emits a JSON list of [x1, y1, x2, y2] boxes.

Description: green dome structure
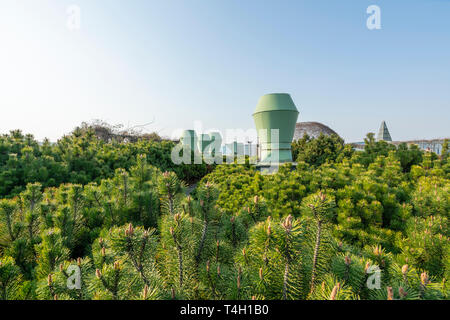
[[253, 93, 299, 164]]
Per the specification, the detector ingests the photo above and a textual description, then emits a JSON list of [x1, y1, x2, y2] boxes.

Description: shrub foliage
[[0, 132, 448, 300]]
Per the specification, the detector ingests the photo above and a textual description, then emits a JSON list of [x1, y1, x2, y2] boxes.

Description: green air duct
[[253, 93, 299, 164]]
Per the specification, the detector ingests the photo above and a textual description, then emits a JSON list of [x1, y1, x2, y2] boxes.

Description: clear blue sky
[[0, 0, 449, 142]]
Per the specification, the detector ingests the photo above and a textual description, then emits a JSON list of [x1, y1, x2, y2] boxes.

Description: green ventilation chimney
[[253, 93, 299, 163]]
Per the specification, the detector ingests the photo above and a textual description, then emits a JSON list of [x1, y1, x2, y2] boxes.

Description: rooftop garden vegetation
[[0, 129, 448, 300]]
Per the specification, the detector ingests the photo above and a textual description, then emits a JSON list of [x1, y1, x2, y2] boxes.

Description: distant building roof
[[293, 122, 339, 141], [349, 138, 448, 155], [377, 121, 392, 141]]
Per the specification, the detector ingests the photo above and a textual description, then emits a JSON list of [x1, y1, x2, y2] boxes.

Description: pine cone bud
[[387, 286, 394, 300], [114, 261, 120, 271], [344, 256, 351, 265], [217, 265, 221, 276], [364, 262, 370, 273], [59, 264, 64, 272], [374, 245, 381, 256], [267, 225, 271, 236], [77, 257, 81, 267], [420, 272, 429, 286], [252, 296, 256, 300], [47, 274, 52, 286], [171, 287, 176, 299], [282, 215, 293, 233], [200, 200, 204, 207], [206, 260, 210, 273], [96, 269, 101, 279], [101, 247, 106, 256], [254, 195, 259, 204], [143, 284, 149, 299], [128, 223, 134, 236], [169, 227, 174, 236], [259, 268, 263, 281], [319, 192, 326, 201], [230, 216, 235, 223], [399, 287, 407, 298], [401, 264, 408, 275], [330, 285, 338, 300], [242, 248, 246, 256], [54, 295, 58, 301]]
